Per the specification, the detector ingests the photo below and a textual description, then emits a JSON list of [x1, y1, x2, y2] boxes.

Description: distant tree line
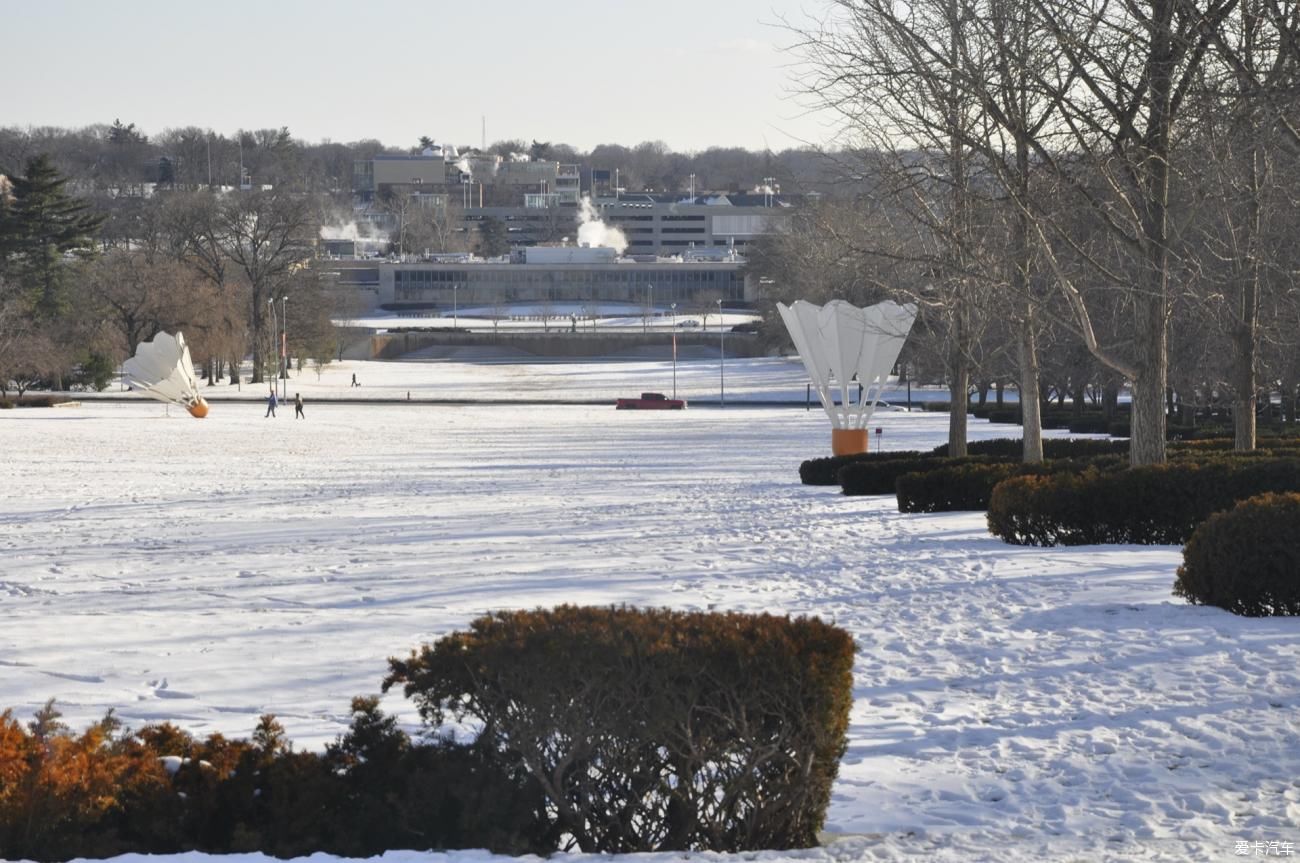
[[0, 122, 843, 203], [0, 122, 855, 393]]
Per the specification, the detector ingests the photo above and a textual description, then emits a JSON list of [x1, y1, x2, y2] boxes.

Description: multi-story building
[[350, 152, 793, 255], [597, 194, 790, 252]]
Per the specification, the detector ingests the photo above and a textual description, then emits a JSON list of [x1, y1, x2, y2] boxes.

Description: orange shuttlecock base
[[831, 428, 868, 456], [187, 399, 210, 419]]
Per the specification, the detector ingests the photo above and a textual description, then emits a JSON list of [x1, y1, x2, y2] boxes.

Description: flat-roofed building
[[369, 253, 752, 314]]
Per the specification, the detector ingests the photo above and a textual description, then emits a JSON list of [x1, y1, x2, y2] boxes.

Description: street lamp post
[[280, 295, 289, 400], [267, 298, 277, 391], [670, 302, 677, 400], [717, 298, 725, 407], [453, 283, 458, 330]]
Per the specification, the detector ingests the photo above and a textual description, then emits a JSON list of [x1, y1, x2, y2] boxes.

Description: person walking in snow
[[350, 372, 359, 387], [294, 392, 304, 419], [265, 390, 278, 417]]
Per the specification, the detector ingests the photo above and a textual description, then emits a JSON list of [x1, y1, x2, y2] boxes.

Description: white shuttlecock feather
[[778, 299, 917, 453], [122, 331, 209, 418]]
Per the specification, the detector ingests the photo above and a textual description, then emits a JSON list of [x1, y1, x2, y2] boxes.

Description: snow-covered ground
[[3, 359, 1296, 862], [103, 356, 948, 407], [340, 307, 759, 333]]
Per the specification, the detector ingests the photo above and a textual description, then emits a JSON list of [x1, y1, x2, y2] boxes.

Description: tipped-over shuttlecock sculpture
[[778, 299, 917, 455], [123, 331, 209, 418]]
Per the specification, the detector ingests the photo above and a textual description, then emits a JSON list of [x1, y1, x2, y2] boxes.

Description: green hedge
[[799, 450, 923, 486], [895, 455, 1129, 513], [987, 459, 1300, 546], [1175, 493, 1300, 616], [384, 605, 854, 853], [841, 455, 1008, 496], [930, 438, 1128, 459], [896, 462, 1026, 512]]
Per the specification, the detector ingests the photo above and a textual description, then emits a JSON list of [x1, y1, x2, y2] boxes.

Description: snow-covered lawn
[[1, 361, 1295, 862]]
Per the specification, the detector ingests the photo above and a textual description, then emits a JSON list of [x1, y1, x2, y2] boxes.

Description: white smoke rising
[[455, 157, 472, 179], [320, 222, 361, 241], [319, 221, 382, 241], [576, 197, 628, 254]]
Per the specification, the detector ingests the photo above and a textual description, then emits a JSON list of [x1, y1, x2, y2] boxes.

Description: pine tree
[[476, 215, 509, 257], [5, 155, 104, 318]]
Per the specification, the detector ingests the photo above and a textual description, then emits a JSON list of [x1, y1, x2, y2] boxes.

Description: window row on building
[[387, 266, 747, 308]]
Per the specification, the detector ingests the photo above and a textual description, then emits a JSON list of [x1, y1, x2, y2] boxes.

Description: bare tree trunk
[[1018, 317, 1043, 463], [1130, 294, 1168, 465], [948, 344, 969, 457], [1231, 147, 1262, 452], [948, 289, 971, 456], [1231, 326, 1258, 450]]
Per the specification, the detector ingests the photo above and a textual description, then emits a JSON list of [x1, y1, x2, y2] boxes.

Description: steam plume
[[576, 196, 628, 254]]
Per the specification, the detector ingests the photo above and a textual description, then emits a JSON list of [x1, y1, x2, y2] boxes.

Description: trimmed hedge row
[[987, 459, 1300, 546], [385, 606, 854, 853], [896, 462, 1025, 512], [841, 455, 1007, 496], [929, 438, 1128, 459], [896, 455, 1128, 513], [799, 450, 924, 486], [1176, 493, 1300, 616], [835, 439, 1128, 499]]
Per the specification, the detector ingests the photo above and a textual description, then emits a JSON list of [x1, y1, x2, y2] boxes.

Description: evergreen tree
[[476, 216, 510, 257], [4, 155, 104, 318], [108, 118, 145, 145]]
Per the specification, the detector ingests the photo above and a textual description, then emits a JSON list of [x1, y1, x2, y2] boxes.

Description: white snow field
[[2, 359, 1297, 863]]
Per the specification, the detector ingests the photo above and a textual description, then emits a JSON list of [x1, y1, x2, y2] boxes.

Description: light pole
[[280, 295, 289, 400], [717, 298, 725, 407], [670, 302, 677, 400], [267, 298, 277, 392], [453, 283, 458, 330]]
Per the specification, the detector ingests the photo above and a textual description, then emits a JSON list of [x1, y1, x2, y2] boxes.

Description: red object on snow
[[616, 392, 687, 410]]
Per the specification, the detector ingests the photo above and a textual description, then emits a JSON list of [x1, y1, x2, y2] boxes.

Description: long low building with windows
[[324, 246, 756, 316]]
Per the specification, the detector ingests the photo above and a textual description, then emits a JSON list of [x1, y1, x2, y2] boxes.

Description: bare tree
[[796, 0, 1248, 465], [1184, 1, 1300, 448], [790, 2, 1001, 457], [218, 191, 315, 384]]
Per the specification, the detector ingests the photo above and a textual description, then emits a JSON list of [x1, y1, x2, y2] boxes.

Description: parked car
[[615, 392, 687, 410]]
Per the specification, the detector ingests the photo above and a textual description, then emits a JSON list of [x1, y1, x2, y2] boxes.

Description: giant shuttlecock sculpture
[[122, 331, 210, 418], [778, 299, 917, 455]]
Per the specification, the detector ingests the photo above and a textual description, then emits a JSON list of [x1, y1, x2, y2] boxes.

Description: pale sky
[[2, 0, 839, 153]]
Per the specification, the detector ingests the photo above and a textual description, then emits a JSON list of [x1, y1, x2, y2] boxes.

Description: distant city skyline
[[3, 0, 840, 153]]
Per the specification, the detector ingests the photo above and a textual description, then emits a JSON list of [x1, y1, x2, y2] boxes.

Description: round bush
[[1175, 493, 1300, 616]]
